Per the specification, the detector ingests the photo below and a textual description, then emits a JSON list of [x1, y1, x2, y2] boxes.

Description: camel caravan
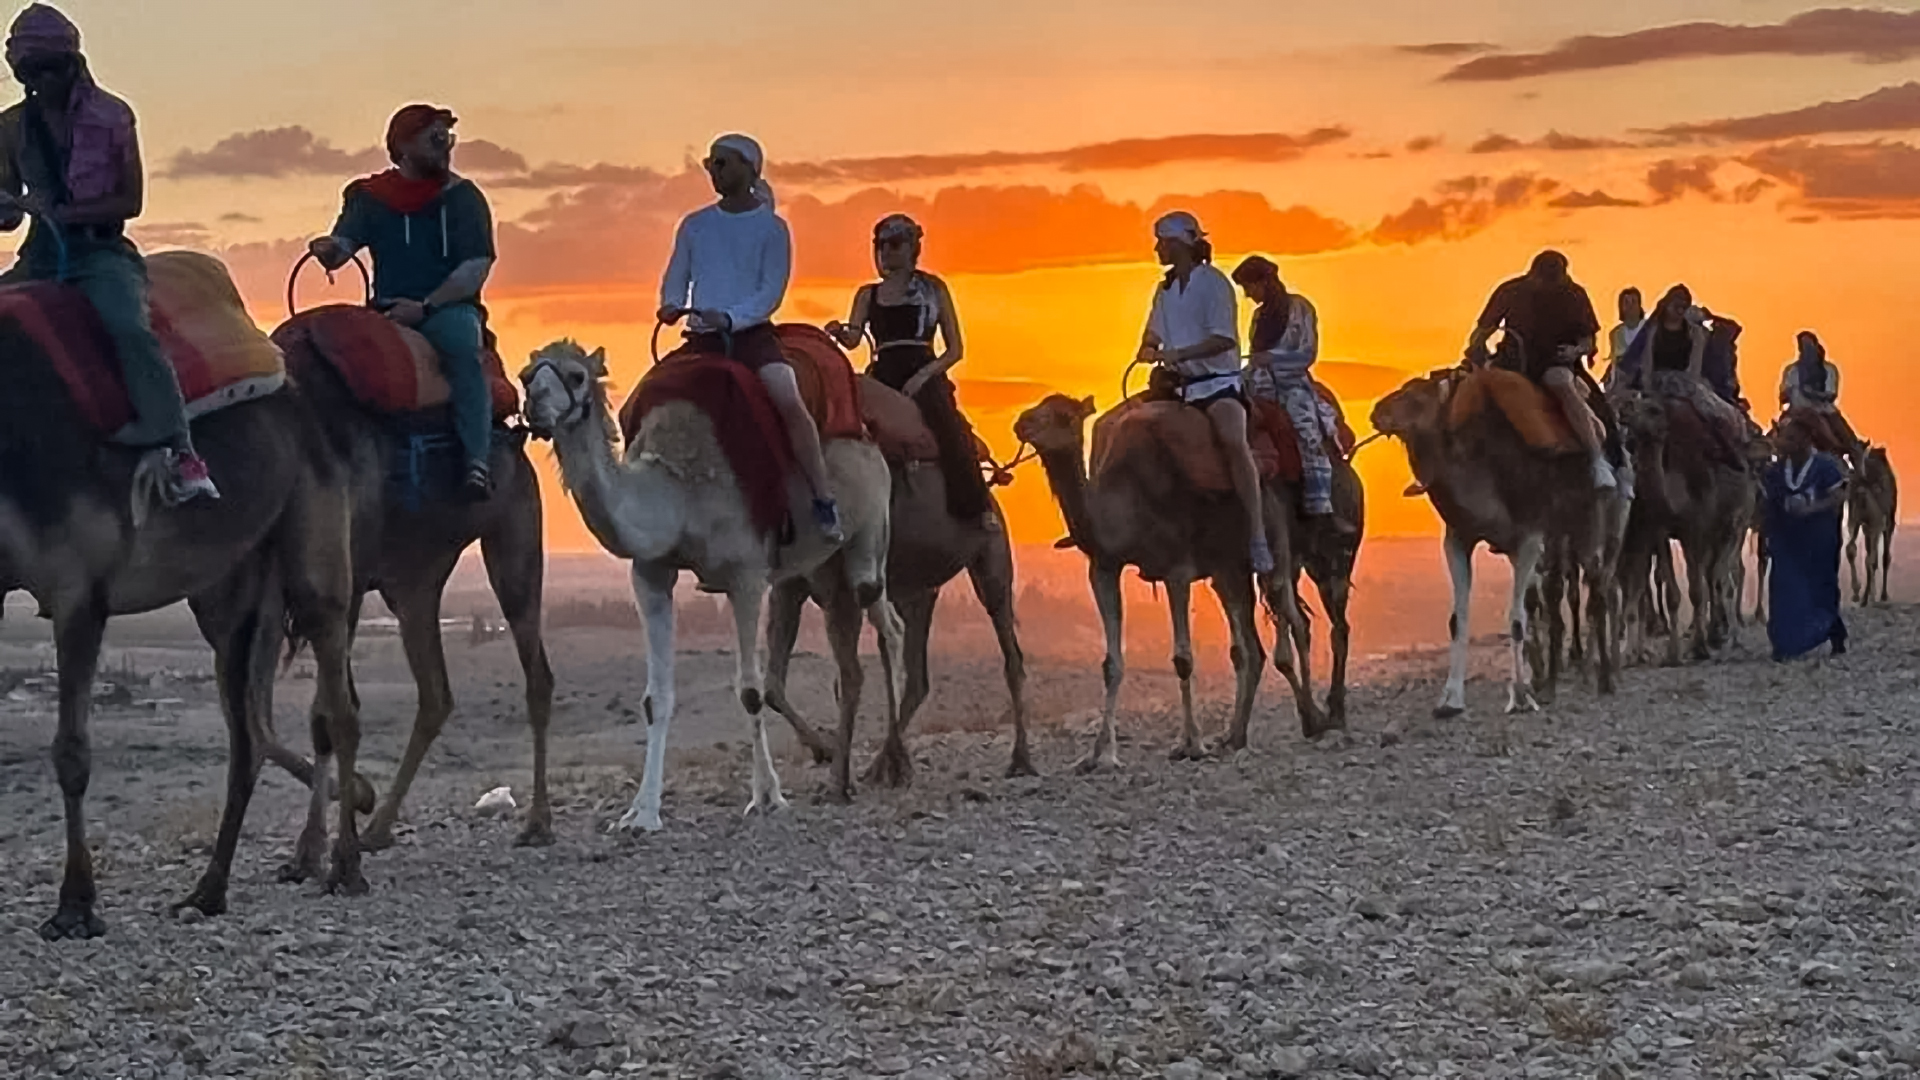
[[0, 4, 1896, 938]]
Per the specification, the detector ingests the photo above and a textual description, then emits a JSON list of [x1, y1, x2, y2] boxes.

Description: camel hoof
[[744, 794, 792, 817], [612, 808, 664, 834], [39, 904, 106, 942], [1432, 704, 1466, 720], [360, 825, 397, 853], [1168, 741, 1206, 763], [172, 881, 227, 919], [740, 687, 763, 714], [1005, 751, 1039, 779], [325, 864, 370, 898], [513, 818, 556, 848], [1072, 751, 1120, 774]]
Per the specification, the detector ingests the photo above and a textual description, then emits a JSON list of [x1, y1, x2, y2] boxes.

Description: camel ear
[[586, 347, 608, 375], [1077, 395, 1096, 418]]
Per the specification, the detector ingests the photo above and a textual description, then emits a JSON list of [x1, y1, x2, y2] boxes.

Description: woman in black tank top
[[828, 214, 993, 522], [1641, 284, 1705, 382]]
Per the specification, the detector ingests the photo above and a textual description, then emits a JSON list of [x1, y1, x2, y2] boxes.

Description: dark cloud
[[1405, 135, 1443, 153], [1548, 190, 1642, 209], [1652, 80, 1920, 142], [1367, 174, 1562, 245], [1398, 42, 1495, 58], [1741, 139, 1920, 216], [454, 139, 531, 174], [1444, 8, 1920, 82], [1645, 156, 1724, 202], [1471, 131, 1635, 154], [217, 211, 262, 224], [775, 129, 1353, 185], [161, 126, 381, 179]]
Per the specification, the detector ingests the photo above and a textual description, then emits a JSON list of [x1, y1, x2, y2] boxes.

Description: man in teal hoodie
[[309, 104, 497, 501]]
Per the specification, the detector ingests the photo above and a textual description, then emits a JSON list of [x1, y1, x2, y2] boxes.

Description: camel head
[[1613, 391, 1669, 442], [1013, 394, 1096, 456], [520, 340, 609, 439], [1370, 372, 1452, 440]]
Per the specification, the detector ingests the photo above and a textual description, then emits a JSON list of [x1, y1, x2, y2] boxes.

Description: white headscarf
[[1153, 210, 1205, 246], [711, 133, 775, 209]]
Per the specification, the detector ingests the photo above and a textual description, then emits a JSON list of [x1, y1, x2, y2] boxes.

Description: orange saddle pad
[[1, 250, 285, 434], [1445, 367, 1582, 453], [272, 304, 519, 419]]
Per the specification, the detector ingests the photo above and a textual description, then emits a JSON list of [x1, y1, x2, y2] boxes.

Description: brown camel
[[1370, 369, 1623, 731], [0, 319, 363, 938], [1013, 394, 1325, 767], [250, 316, 556, 855], [765, 379, 1031, 785], [1260, 436, 1366, 728], [1846, 443, 1898, 606], [1615, 392, 1754, 664]]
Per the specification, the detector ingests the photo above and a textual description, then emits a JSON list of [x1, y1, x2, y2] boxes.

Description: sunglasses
[[426, 130, 456, 151]]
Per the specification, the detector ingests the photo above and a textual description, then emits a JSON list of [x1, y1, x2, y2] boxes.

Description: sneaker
[[1589, 457, 1618, 491], [1402, 481, 1428, 497], [1249, 535, 1276, 576], [169, 451, 219, 504], [812, 497, 845, 545], [459, 462, 493, 504]]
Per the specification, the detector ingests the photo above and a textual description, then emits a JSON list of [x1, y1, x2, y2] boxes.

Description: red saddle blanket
[[3, 250, 285, 434], [1091, 384, 1354, 494], [617, 324, 867, 535], [271, 304, 519, 419]]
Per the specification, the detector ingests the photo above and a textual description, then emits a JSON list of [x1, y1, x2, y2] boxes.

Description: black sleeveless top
[[867, 282, 939, 390], [1650, 321, 1692, 373]]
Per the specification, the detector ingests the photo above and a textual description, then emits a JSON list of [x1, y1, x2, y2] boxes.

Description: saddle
[[3, 250, 284, 435], [859, 376, 994, 466], [1089, 383, 1354, 496], [1444, 366, 1584, 453], [271, 304, 519, 420], [617, 324, 866, 536]]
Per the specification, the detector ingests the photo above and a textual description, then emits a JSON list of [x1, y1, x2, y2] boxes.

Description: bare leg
[[966, 533, 1034, 777], [1505, 534, 1545, 714], [1544, 368, 1613, 487], [730, 581, 786, 817], [759, 363, 833, 501], [617, 562, 679, 833], [1077, 562, 1125, 772], [763, 579, 834, 764], [41, 599, 107, 940], [1207, 398, 1272, 569]]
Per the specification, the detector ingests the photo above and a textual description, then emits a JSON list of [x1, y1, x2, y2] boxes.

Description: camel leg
[[40, 598, 107, 940], [1754, 529, 1770, 624], [863, 591, 907, 783], [1076, 562, 1125, 773], [309, 601, 366, 897], [967, 531, 1034, 778], [1879, 520, 1894, 605], [175, 561, 273, 918], [822, 584, 865, 803], [1846, 517, 1863, 604], [729, 580, 787, 817], [1163, 575, 1205, 761], [617, 562, 678, 833], [1683, 540, 1712, 662], [1540, 558, 1565, 700], [482, 522, 558, 848], [363, 570, 457, 852], [1434, 528, 1474, 720], [1567, 562, 1586, 667], [867, 591, 933, 789], [763, 579, 835, 765], [1315, 568, 1353, 729], [1504, 534, 1544, 715], [1217, 573, 1265, 752], [1262, 571, 1323, 740], [278, 694, 335, 885], [1586, 557, 1617, 696], [251, 589, 377, 814]]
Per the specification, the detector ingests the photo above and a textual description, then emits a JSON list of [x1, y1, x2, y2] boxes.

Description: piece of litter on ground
[[475, 786, 516, 815]]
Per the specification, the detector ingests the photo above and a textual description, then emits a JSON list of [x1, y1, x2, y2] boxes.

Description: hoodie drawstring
[[404, 216, 410, 246], [441, 205, 448, 260]]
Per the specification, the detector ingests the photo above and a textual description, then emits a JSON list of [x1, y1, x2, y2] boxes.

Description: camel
[[763, 379, 1030, 785], [1615, 392, 1754, 664], [249, 315, 556, 853], [1847, 444, 1898, 606], [1012, 393, 1326, 769], [520, 340, 903, 828], [1260, 441, 1366, 729], [1370, 369, 1623, 727], [0, 325, 362, 938]]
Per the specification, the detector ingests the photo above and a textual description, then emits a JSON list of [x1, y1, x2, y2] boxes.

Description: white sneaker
[[1589, 457, 1618, 491]]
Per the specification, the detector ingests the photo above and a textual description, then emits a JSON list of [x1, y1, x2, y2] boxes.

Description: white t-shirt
[[1607, 318, 1645, 366], [660, 203, 792, 333], [1146, 264, 1240, 401]]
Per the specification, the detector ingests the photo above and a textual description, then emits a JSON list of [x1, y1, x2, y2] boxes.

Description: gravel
[[3, 604, 1920, 1078]]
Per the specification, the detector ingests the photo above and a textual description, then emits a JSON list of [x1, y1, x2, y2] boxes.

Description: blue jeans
[[10, 237, 190, 451], [417, 302, 490, 469]]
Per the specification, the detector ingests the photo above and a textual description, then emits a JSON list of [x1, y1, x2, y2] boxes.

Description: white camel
[[520, 341, 902, 829]]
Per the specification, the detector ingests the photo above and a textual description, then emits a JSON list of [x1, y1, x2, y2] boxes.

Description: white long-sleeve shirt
[[1145, 264, 1240, 401], [659, 203, 792, 333]]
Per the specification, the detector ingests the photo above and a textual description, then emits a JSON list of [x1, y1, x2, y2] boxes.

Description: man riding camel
[[1138, 211, 1273, 574], [0, 4, 217, 504], [1779, 330, 1860, 464], [1468, 250, 1617, 490], [309, 103, 498, 501], [658, 134, 842, 543], [1232, 254, 1342, 529]]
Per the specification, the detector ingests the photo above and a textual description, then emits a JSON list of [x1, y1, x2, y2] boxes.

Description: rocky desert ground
[[2, 539, 1918, 1079]]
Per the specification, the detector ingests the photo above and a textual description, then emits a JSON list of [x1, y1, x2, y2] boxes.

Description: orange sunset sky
[[21, 0, 1920, 548]]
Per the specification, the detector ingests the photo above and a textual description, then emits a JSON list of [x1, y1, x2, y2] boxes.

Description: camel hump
[[0, 251, 286, 435], [1090, 397, 1280, 493], [1446, 367, 1582, 453], [273, 305, 519, 419], [859, 376, 940, 462]]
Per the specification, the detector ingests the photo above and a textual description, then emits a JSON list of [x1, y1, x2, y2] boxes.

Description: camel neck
[[551, 389, 672, 562], [1037, 444, 1098, 553]]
